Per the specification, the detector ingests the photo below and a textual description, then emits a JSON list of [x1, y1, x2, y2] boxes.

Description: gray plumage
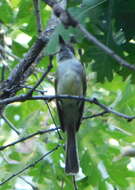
[[55, 36, 86, 174]]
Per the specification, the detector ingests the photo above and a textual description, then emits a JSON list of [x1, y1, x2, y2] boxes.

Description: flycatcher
[[55, 36, 86, 174]]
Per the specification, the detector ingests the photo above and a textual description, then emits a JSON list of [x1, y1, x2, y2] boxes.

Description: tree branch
[[19, 176, 39, 190], [0, 127, 59, 151], [26, 61, 53, 96], [72, 176, 78, 190], [41, 92, 63, 140], [43, 0, 135, 71], [33, 0, 42, 34], [20, 85, 47, 93], [0, 114, 20, 135], [0, 44, 21, 62], [0, 95, 135, 121], [0, 2, 59, 113], [0, 145, 60, 186], [83, 111, 108, 120], [78, 24, 135, 71]]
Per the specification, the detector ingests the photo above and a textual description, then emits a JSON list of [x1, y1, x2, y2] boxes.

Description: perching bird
[[55, 35, 86, 174]]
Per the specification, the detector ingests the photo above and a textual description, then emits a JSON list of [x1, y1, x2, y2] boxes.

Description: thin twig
[[1, 64, 5, 81], [0, 44, 21, 62], [0, 114, 20, 135], [0, 145, 60, 186], [26, 63, 52, 96], [0, 29, 6, 81], [72, 176, 78, 190], [31, 55, 62, 139], [61, 179, 64, 190], [33, 0, 42, 34], [83, 111, 108, 120], [42, 94, 62, 140], [114, 126, 132, 136], [83, 111, 132, 136], [0, 127, 59, 151], [19, 176, 38, 190], [20, 85, 47, 93], [45, 102, 62, 139]]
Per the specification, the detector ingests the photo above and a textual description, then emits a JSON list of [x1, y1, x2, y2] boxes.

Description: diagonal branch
[[0, 145, 60, 186], [0, 114, 20, 135], [83, 111, 108, 120], [0, 127, 59, 151], [43, 0, 135, 71], [0, 44, 21, 62], [78, 24, 135, 71], [19, 176, 38, 190], [26, 61, 53, 96]]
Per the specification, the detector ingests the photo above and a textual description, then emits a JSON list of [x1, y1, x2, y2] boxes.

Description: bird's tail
[[65, 129, 79, 174]]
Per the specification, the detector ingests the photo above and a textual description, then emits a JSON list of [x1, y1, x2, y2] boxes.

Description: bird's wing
[[55, 78, 65, 131], [76, 66, 87, 131]]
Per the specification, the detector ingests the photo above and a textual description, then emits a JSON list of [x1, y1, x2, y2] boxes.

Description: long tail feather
[[65, 129, 79, 174]]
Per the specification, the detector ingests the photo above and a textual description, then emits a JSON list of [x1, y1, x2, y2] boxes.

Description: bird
[[55, 35, 86, 174]]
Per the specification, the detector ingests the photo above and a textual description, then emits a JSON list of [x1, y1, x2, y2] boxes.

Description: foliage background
[[0, 0, 135, 189]]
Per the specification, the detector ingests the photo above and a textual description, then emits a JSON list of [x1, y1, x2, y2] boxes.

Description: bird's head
[[57, 35, 75, 61]]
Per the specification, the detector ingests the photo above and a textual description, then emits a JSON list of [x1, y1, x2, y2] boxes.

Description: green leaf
[[0, 0, 13, 23]]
